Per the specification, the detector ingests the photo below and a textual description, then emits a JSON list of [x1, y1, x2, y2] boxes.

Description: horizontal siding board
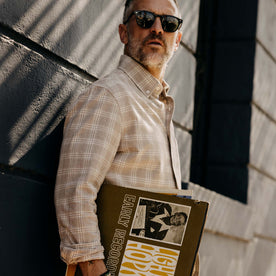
[[250, 105, 276, 180], [256, 0, 276, 59], [167, 46, 196, 130], [188, 182, 255, 240], [253, 44, 276, 121]]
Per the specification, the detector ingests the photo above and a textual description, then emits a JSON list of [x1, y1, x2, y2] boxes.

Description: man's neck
[[145, 65, 165, 82], [127, 54, 166, 82]]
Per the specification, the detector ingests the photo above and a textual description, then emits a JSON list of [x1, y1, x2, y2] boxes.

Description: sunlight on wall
[[13, 0, 124, 78], [179, 0, 200, 50], [71, 0, 123, 76]]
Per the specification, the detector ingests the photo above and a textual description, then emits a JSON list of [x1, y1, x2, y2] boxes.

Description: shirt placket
[[165, 96, 181, 189]]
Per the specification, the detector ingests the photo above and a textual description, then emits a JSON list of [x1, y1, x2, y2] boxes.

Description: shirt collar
[[118, 55, 170, 98]]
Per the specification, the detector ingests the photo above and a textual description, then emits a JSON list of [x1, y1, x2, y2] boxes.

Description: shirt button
[[146, 90, 150, 95]]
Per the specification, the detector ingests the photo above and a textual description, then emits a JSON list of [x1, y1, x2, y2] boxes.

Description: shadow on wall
[[0, 1, 123, 275], [0, 0, 123, 77], [0, 33, 86, 276]]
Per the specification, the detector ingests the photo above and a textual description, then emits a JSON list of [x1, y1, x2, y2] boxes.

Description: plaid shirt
[[55, 55, 182, 264]]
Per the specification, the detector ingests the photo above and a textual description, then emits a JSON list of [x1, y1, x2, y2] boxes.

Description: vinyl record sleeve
[[96, 184, 209, 276]]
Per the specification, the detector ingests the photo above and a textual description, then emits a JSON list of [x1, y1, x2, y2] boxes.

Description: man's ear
[[174, 31, 182, 51], [119, 24, 128, 45]]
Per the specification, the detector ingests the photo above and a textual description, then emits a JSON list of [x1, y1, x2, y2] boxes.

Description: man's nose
[[150, 17, 164, 34]]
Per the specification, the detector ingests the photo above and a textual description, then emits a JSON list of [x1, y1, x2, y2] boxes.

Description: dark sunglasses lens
[[136, 11, 155, 28], [162, 16, 180, 32], [135, 11, 181, 32]]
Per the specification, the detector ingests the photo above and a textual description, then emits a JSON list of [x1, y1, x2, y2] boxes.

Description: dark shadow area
[[190, 0, 259, 203], [0, 173, 66, 276], [0, 4, 95, 274]]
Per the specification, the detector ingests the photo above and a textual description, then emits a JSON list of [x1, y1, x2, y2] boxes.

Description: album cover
[[96, 184, 209, 276]]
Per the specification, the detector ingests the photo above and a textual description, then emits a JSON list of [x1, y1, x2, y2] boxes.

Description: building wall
[[193, 0, 276, 275], [0, 0, 275, 275], [246, 0, 276, 274]]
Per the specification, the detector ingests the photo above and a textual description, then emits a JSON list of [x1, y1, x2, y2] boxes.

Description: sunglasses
[[124, 10, 183, 33]]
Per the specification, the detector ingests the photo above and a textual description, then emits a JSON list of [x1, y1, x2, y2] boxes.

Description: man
[[132, 199, 187, 241], [55, 0, 198, 275], [146, 211, 187, 240], [144, 201, 188, 241]]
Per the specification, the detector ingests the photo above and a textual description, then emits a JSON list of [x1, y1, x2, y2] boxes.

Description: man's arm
[[66, 260, 107, 276], [78, 260, 107, 276], [55, 86, 121, 264]]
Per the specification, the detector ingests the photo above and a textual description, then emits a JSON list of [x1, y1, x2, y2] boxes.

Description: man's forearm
[[78, 259, 107, 276]]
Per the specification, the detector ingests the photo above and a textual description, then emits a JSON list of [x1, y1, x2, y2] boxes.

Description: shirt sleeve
[[55, 85, 122, 264]]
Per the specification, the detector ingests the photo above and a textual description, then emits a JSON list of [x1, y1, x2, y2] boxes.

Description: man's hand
[[78, 259, 107, 276]]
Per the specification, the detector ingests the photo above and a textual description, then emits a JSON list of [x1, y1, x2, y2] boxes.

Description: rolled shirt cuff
[[60, 242, 105, 264]]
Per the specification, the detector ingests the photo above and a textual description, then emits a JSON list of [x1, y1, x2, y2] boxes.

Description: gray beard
[[127, 33, 172, 69]]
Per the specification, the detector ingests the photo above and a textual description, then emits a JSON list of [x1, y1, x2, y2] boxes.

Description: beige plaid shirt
[[55, 55, 182, 264]]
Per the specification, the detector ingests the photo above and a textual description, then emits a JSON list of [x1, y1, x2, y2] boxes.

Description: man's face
[[120, 0, 182, 70], [170, 213, 186, 226]]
